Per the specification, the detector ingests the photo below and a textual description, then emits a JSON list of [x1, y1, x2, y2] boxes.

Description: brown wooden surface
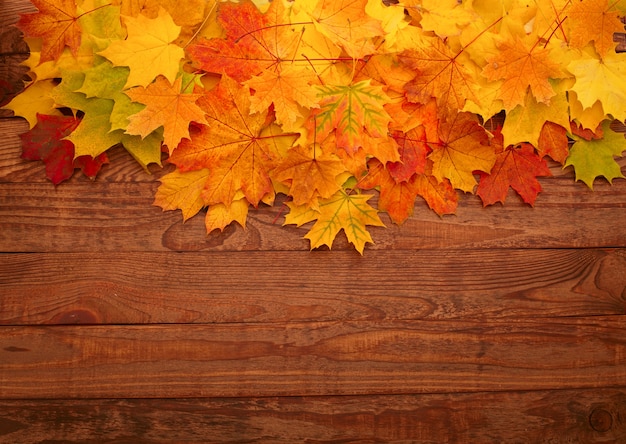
[[1, 0, 626, 442]]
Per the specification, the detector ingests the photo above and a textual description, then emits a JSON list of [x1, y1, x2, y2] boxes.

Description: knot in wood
[[589, 408, 613, 433]]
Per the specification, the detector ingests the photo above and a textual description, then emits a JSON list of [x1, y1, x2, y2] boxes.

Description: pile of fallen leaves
[[5, 0, 626, 253]]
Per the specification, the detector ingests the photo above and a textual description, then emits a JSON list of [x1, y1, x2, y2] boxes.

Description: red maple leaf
[[477, 140, 551, 206], [20, 114, 108, 185]]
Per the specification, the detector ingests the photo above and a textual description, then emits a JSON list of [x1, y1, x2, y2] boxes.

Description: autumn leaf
[[399, 34, 482, 112], [313, 80, 391, 153], [414, 172, 458, 216], [565, 120, 626, 188], [359, 159, 420, 224], [20, 113, 108, 184], [245, 66, 320, 131], [567, 0, 624, 57], [124, 76, 208, 152], [387, 126, 430, 183], [169, 75, 283, 207], [299, 0, 385, 59], [99, 7, 184, 88], [477, 142, 552, 206], [17, 0, 82, 63], [154, 168, 210, 221], [428, 111, 496, 193], [567, 49, 626, 122], [285, 189, 385, 254], [537, 121, 569, 164], [205, 198, 249, 233], [272, 144, 347, 210], [482, 35, 564, 111]]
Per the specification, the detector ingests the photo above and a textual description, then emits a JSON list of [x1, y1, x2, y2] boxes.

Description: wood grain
[[1, 250, 624, 325], [1, 389, 625, 443], [2, 317, 626, 398]]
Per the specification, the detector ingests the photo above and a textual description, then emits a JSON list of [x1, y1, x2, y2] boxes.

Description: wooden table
[[1, 1, 626, 442]]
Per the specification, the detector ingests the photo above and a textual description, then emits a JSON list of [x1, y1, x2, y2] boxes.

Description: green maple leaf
[[564, 120, 626, 188], [50, 67, 161, 166], [314, 80, 391, 152], [285, 189, 385, 254]]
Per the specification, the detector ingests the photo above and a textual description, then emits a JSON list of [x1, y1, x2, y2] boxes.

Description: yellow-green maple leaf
[[314, 80, 391, 152], [564, 120, 626, 189], [98, 7, 184, 88], [285, 189, 385, 254]]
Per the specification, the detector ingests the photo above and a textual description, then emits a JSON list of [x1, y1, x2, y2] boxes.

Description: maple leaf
[[387, 126, 430, 183], [567, 50, 626, 122], [300, 0, 385, 59], [284, 189, 385, 254], [537, 121, 569, 164], [169, 75, 284, 207], [154, 168, 210, 221], [482, 35, 564, 111], [313, 80, 391, 153], [428, 111, 496, 193], [187, 0, 339, 84], [205, 198, 249, 233], [414, 172, 458, 216], [20, 113, 108, 184], [98, 7, 184, 88], [409, 0, 476, 38], [567, 0, 624, 57], [272, 144, 347, 210], [17, 0, 82, 63], [500, 82, 570, 149], [564, 120, 626, 188], [124, 76, 208, 152], [477, 142, 552, 206], [399, 34, 483, 112], [3, 79, 62, 128], [359, 159, 420, 224], [245, 66, 320, 131]]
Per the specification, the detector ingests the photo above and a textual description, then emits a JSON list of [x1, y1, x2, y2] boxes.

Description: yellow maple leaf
[[98, 7, 184, 88], [124, 76, 207, 152], [285, 189, 385, 254], [154, 168, 211, 221], [567, 49, 626, 122], [298, 0, 385, 59], [205, 198, 249, 233]]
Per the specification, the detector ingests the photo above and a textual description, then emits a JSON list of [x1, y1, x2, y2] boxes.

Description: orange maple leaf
[[399, 35, 482, 112], [567, 0, 624, 57], [482, 35, 564, 111], [17, 0, 82, 63], [537, 121, 569, 164], [477, 142, 552, 206], [428, 111, 496, 193], [272, 144, 347, 210], [169, 75, 287, 207], [414, 171, 457, 216], [245, 66, 320, 131], [359, 159, 420, 224], [125, 76, 208, 152], [302, 0, 385, 59]]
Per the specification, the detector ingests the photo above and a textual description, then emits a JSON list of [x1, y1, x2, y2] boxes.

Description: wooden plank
[[1, 389, 625, 442], [1, 318, 626, 398], [2, 177, 626, 252], [1, 250, 625, 325]]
